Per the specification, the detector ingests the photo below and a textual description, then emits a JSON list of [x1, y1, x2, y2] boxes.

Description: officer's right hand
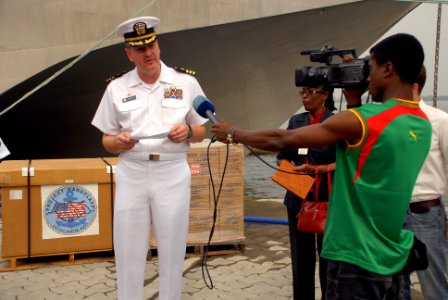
[[116, 131, 139, 151]]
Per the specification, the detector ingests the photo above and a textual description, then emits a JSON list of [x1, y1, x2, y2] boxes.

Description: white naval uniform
[[92, 62, 207, 300]]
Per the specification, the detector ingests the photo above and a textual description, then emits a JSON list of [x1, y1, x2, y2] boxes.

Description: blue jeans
[[402, 203, 448, 300], [326, 260, 403, 300]]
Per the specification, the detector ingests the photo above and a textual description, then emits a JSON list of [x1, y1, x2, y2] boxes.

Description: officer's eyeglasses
[[299, 88, 324, 96]]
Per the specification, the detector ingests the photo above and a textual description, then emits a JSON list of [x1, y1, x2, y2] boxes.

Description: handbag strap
[[314, 165, 320, 202], [315, 164, 332, 201], [307, 164, 332, 202]]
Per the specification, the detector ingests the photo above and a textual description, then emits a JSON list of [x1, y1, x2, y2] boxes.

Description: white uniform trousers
[[114, 158, 190, 300]]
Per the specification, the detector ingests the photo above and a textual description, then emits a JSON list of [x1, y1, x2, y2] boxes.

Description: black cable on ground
[[200, 136, 331, 288], [201, 136, 229, 289]]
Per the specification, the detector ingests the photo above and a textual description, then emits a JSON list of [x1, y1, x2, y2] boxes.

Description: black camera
[[295, 46, 370, 89]]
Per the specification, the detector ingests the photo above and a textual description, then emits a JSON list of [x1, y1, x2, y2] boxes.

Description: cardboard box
[[188, 141, 244, 176], [0, 173, 11, 185], [217, 143, 245, 176], [0, 158, 115, 258], [187, 147, 220, 176], [186, 206, 245, 244], [150, 174, 245, 247]]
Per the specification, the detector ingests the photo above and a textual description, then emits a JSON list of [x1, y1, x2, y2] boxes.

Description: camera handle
[[300, 46, 357, 65]]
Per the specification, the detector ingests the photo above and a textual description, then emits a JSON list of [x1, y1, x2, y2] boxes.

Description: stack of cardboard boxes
[[151, 140, 245, 246], [0, 140, 245, 262], [0, 158, 115, 260]]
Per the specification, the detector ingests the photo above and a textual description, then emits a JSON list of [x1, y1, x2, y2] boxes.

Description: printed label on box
[[190, 164, 201, 175], [9, 189, 23, 200], [41, 184, 99, 239]]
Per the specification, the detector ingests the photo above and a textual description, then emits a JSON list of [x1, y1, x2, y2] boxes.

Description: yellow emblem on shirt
[[409, 130, 417, 142]]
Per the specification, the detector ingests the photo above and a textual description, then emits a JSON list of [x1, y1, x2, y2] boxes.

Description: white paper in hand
[[130, 132, 168, 140], [0, 137, 10, 159]]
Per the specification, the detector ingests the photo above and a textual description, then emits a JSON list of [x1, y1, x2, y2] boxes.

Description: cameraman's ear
[[383, 62, 394, 78]]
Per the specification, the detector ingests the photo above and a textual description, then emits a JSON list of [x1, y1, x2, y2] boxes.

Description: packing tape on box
[[106, 165, 117, 174], [21, 167, 34, 177]]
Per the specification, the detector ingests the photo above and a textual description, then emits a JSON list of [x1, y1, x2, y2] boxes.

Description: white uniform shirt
[[92, 62, 207, 155], [411, 100, 448, 202]]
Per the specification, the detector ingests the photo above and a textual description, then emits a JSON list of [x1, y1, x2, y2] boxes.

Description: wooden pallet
[[149, 240, 246, 260], [0, 241, 246, 271], [0, 250, 115, 272], [192, 241, 245, 256]]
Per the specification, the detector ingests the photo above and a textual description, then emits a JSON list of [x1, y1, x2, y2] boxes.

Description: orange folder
[[272, 160, 315, 199]]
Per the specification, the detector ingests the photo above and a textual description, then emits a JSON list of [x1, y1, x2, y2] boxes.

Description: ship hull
[[0, 0, 418, 159]]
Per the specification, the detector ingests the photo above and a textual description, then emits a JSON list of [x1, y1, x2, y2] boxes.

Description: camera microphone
[[193, 95, 219, 124]]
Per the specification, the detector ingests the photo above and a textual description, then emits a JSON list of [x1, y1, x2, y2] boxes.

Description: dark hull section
[[0, 45, 132, 159], [0, 1, 417, 159]]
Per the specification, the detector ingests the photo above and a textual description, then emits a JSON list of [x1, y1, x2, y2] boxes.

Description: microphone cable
[[200, 136, 333, 289], [201, 135, 230, 289], [243, 143, 331, 175]]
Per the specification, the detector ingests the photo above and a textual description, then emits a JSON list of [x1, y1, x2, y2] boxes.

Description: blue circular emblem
[[44, 185, 97, 235]]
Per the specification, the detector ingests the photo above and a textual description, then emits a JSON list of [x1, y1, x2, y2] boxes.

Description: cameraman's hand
[[342, 54, 367, 108], [343, 88, 366, 108]]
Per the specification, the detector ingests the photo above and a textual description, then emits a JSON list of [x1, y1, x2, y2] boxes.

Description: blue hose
[[244, 215, 288, 225]]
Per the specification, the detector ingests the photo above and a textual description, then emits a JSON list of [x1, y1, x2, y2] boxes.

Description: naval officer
[[92, 16, 207, 300]]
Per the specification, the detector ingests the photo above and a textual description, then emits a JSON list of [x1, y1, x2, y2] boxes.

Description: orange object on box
[[271, 160, 315, 199]]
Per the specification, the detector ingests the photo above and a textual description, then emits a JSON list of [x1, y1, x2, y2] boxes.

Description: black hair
[[370, 33, 424, 84], [319, 84, 336, 111]]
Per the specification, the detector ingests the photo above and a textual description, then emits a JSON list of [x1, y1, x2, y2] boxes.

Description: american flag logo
[[44, 185, 97, 236], [55, 201, 87, 221]]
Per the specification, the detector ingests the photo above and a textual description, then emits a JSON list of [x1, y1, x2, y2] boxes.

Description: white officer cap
[[116, 16, 161, 47]]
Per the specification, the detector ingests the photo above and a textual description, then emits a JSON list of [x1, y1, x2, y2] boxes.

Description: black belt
[[409, 198, 441, 214]]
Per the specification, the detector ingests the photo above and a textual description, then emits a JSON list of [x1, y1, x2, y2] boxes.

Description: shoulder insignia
[[105, 70, 129, 83], [174, 66, 196, 76]]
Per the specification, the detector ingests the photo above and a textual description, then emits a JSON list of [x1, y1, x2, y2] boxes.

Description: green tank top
[[321, 98, 431, 275]]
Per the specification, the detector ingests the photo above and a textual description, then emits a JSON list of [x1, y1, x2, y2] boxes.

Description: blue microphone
[[193, 95, 219, 124]]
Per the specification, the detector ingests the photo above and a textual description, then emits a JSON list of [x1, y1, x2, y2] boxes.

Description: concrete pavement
[[0, 214, 424, 299]]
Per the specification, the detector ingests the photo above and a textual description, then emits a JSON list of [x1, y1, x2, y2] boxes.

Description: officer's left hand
[[168, 124, 190, 143]]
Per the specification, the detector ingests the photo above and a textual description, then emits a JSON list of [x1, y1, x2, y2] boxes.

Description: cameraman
[[211, 33, 431, 299], [276, 83, 336, 300]]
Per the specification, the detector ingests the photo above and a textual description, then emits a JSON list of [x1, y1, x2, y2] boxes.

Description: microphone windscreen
[[193, 95, 216, 118]]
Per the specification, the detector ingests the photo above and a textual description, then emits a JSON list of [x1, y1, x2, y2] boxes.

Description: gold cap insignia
[[133, 22, 147, 35]]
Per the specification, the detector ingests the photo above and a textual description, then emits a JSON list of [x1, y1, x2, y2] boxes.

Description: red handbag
[[297, 165, 332, 234]]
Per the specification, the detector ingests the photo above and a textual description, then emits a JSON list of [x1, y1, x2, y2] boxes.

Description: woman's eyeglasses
[[299, 88, 324, 96]]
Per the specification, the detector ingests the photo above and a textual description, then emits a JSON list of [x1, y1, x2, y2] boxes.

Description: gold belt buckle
[[149, 154, 160, 161]]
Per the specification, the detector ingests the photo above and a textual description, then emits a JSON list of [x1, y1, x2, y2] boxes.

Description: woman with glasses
[[276, 84, 336, 300]]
